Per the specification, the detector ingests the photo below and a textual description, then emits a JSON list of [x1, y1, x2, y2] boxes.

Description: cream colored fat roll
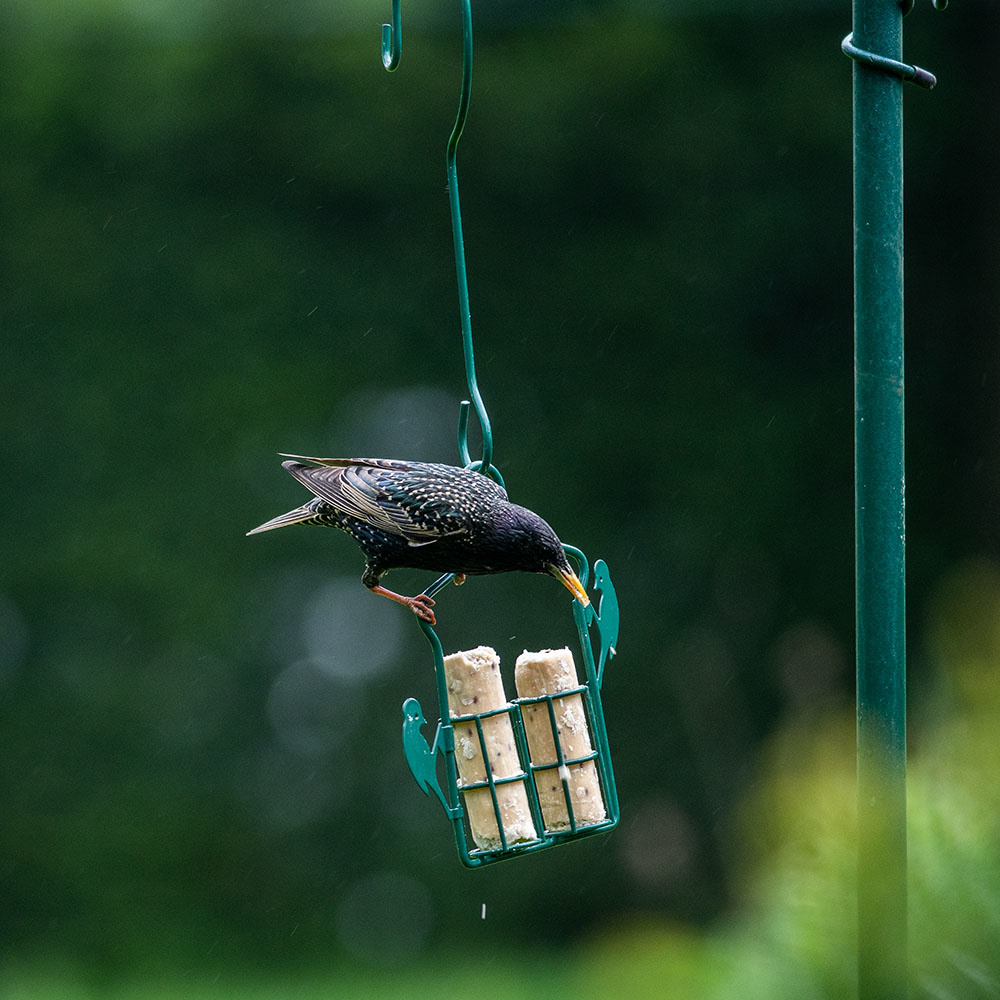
[[514, 647, 607, 832], [443, 646, 538, 851]]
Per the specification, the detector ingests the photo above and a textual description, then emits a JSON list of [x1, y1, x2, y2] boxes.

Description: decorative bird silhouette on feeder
[[586, 558, 619, 681], [247, 456, 591, 626], [401, 697, 449, 810]]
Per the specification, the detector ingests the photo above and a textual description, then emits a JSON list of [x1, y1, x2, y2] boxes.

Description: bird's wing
[[280, 457, 505, 544], [279, 455, 402, 469]]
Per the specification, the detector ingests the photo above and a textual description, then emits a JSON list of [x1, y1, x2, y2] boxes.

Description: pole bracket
[[841, 33, 937, 88]]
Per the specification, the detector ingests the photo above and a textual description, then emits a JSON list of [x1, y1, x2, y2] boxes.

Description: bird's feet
[[406, 593, 437, 625], [368, 584, 437, 625]]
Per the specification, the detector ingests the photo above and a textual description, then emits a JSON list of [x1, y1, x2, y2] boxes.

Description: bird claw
[[408, 593, 437, 625], [368, 583, 437, 624]]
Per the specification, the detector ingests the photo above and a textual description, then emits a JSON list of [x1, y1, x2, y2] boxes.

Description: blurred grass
[[1, 953, 586, 1000]]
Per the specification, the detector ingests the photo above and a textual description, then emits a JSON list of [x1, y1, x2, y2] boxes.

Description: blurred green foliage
[[2, 0, 998, 993]]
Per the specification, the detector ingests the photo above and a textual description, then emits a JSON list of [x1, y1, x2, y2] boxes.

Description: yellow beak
[[555, 565, 590, 608]]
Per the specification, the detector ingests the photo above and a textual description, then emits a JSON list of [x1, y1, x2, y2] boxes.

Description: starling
[[247, 456, 590, 625]]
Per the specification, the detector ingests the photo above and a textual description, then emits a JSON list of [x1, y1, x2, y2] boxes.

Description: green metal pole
[[852, 1, 908, 997]]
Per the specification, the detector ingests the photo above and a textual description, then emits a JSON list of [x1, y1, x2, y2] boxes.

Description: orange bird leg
[[368, 584, 437, 625]]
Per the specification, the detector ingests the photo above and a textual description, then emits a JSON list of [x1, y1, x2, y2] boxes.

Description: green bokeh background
[[2, 1, 999, 995]]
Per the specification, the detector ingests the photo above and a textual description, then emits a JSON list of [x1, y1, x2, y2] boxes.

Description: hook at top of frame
[[382, 0, 402, 71]]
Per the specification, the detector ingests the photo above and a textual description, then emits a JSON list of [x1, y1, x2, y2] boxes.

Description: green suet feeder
[[402, 552, 620, 867]]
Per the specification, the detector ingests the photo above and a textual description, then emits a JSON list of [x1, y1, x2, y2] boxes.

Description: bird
[[246, 455, 590, 626]]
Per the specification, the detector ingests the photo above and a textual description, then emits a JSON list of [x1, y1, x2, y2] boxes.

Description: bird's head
[[502, 505, 590, 609]]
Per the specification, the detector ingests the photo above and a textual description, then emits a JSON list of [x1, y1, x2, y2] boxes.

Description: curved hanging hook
[[447, 0, 503, 486], [381, 0, 402, 71], [458, 402, 505, 488], [381, 0, 500, 484]]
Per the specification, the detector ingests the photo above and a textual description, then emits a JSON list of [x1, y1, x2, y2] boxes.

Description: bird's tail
[[245, 506, 319, 536]]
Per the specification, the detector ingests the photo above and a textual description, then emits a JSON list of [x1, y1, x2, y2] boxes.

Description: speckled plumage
[[247, 456, 589, 624]]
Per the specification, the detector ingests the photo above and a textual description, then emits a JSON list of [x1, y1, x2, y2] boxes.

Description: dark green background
[[2, 0, 998, 992]]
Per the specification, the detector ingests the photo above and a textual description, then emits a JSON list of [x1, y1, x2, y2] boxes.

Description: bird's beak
[[554, 564, 590, 608]]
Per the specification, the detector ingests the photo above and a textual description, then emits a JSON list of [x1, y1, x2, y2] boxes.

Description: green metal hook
[[381, 0, 500, 486], [381, 0, 401, 71], [458, 402, 504, 488], [447, 0, 502, 486]]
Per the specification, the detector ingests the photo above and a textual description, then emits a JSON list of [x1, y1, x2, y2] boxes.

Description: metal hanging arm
[[380, 0, 500, 485], [447, 0, 501, 485]]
